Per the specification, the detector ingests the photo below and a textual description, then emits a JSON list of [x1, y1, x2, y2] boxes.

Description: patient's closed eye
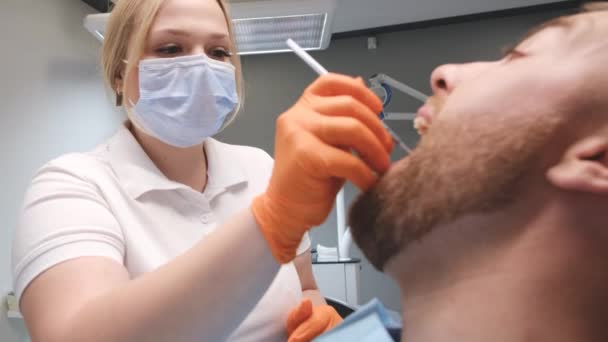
[[586, 151, 605, 161]]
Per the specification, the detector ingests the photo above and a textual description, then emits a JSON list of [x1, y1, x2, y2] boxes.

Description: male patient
[[348, 3, 608, 342]]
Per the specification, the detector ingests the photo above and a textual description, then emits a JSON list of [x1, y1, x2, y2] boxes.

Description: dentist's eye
[[209, 47, 233, 60], [156, 44, 183, 56]]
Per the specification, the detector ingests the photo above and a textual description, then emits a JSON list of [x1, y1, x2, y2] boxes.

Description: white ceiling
[[229, 0, 569, 33]]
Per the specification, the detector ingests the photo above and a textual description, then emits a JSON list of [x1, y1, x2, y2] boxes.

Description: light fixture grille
[[233, 13, 327, 55]]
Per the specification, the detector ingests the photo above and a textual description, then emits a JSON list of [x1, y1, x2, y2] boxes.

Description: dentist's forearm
[[64, 209, 279, 342], [303, 289, 327, 307]]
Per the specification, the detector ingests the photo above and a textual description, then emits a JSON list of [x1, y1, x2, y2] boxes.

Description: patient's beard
[[349, 113, 562, 271]]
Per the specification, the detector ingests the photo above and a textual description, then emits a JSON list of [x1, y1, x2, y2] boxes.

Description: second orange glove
[[287, 299, 343, 342], [251, 73, 393, 263]]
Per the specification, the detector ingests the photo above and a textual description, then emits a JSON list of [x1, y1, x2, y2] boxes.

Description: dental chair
[[325, 297, 356, 318]]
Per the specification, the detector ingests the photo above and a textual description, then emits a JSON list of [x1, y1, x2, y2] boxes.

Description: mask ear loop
[[119, 59, 150, 136]]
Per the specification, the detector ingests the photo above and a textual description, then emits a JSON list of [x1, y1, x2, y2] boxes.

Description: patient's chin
[[348, 190, 382, 269], [349, 179, 401, 271]]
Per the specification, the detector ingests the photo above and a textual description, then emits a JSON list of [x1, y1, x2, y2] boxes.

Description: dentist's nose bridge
[[191, 45, 207, 56]]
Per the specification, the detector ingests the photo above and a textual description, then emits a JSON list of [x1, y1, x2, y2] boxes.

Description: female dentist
[[11, 0, 392, 341]]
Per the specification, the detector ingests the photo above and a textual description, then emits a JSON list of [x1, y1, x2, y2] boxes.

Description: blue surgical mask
[[127, 54, 239, 148]]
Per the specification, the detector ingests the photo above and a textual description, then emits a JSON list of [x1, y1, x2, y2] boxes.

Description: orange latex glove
[[251, 73, 393, 263], [286, 299, 343, 342]]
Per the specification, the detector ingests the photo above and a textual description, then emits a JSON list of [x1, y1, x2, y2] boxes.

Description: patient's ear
[[547, 134, 608, 194]]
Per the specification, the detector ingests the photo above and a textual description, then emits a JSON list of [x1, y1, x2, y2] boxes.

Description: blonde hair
[[101, 0, 244, 126]]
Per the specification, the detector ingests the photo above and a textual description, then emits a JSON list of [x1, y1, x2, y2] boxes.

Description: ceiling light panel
[[234, 13, 327, 55]]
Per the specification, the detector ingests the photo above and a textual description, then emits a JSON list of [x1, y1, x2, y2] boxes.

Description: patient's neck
[[389, 197, 608, 342]]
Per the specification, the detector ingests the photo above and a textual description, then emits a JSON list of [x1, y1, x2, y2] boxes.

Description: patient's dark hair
[[584, 1, 608, 11]]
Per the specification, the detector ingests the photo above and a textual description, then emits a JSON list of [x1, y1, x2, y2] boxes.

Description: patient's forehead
[[566, 10, 608, 37], [517, 10, 608, 50]]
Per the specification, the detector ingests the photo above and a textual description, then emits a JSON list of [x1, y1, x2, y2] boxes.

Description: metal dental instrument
[[382, 123, 411, 153], [286, 38, 412, 154]]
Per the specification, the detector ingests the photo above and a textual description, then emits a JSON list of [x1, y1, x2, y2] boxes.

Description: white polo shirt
[[12, 124, 311, 341]]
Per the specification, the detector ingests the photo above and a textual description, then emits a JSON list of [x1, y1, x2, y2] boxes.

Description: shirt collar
[[203, 137, 248, 199], [106, 123, 246, 200]]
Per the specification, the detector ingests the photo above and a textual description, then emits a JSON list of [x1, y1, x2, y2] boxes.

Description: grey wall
[[218, 7, 572, 312], [0, 0, 571, 340]]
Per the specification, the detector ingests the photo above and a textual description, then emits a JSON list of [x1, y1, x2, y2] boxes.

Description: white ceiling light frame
[[230, 0, 336, 55], [84, 13, 107, 42], [83, 0, 337, 54]]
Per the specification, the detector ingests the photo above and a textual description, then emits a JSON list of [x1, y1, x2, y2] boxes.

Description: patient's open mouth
[[415, 104, 433, 135]]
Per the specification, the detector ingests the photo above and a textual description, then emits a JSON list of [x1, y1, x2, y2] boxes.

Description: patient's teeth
[[414, 117, 429, 135]]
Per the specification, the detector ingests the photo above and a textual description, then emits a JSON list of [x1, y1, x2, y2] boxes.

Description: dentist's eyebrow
[[154, 28, 229, 40]]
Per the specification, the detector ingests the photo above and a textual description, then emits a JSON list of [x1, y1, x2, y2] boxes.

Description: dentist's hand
[[251, 73, 393, 263], [287, 299, 343, 342]]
